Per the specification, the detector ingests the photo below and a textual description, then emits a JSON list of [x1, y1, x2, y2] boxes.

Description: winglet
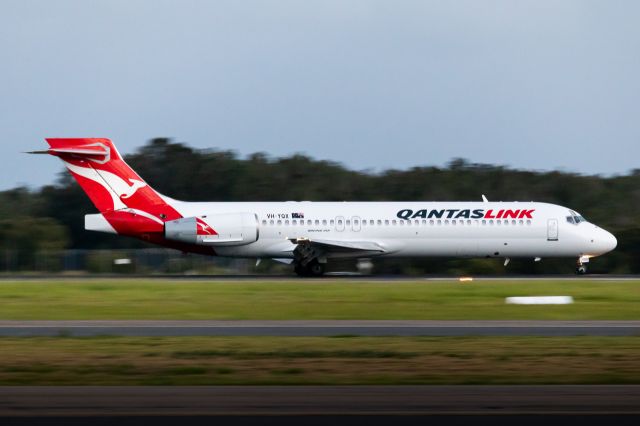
[[482, 194, 489, 202]]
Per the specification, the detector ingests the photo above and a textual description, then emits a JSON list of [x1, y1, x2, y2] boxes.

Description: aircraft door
[[335, 216, 345, 232], [547, 219, 559, 241], [352, 216, 361, 232]]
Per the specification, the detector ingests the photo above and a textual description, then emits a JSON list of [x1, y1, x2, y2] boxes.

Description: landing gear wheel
[[294, 261, 325, 277], [576, 265, 588, 275], [308, 261, 325, 277]]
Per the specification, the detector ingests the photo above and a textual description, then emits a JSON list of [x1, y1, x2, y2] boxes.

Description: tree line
[[1, 138, 638, 274]]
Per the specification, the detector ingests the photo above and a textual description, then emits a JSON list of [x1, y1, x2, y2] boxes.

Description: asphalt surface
[[1, 385, 639, 416], [1, 274, 639, 281], [0, 320, 638, 336], [3, 416, 639, 426]]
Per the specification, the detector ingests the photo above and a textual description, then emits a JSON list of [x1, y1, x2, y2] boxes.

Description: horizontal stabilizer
[[29, 141, 112, 168]]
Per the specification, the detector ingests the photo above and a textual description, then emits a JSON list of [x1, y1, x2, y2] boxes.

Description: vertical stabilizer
[[41, 138, 183, 235]]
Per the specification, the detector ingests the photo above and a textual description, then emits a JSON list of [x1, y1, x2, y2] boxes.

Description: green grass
[[0, 335, 639, 385], [0, 279, 639, 320]]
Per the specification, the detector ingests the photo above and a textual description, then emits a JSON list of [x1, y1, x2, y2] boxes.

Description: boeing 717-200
[[31, 138, 617, 276]]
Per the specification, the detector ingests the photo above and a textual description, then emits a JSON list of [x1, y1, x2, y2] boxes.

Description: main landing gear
[[292, 238, 326, 277], [294, 259, 326, 277]]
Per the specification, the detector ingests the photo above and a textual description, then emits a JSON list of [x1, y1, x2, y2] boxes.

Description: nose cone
[[589, 227, 617, 255], [604, 231, 618, 253]]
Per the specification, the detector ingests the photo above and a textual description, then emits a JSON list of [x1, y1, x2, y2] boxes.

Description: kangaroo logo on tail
[[120, 179, 147, 199]]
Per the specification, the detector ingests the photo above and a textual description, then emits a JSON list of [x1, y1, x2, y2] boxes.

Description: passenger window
[[444, 220, 449, 225], [354, 220, 359, 225], [330, 220, 335, 225], [519, 220, 524, 225], [526, 220, 531, 225], [482, 220, 486, 225], [262, 220, 267, 225], [437, 220, 442, 226], [429, 220, 434, 226], [378, 220, 383, 225], [315, 220, 319, 225], [370, 220, 375, 226], [285, 220, 289, 225], [322, 220, 327, 225], [307, 220, 312, 225], [277, 220, 282, 225], [385, 220, 389, 225], [489, 220, 494, 225], [399, 220, 404, 226], [338, 220, 343, 225], [467, 220, 471, 225], [270, 220, 274, 225], [392, 220, 397, 225], [346, 220, 351, 226], [292, 220, 297, 225]]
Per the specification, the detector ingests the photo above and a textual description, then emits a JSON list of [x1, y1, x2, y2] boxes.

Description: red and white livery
[[34, 138, 617, 275]]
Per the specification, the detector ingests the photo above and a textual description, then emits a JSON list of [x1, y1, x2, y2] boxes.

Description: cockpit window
[[567, 210, 587, 225]]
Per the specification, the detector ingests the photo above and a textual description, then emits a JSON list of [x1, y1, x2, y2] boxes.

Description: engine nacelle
[[164, 213, 258, 246]]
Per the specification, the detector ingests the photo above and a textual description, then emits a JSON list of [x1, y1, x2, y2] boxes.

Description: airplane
[[31, 138, 617, 276]]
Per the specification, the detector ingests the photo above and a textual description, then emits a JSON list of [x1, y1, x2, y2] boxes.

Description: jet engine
[[164, 213, 258, 246]]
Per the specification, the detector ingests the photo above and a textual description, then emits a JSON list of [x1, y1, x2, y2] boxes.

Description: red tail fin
[[44, 138, 182, 234]]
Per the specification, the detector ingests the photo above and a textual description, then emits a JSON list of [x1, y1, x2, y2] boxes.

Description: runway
[[1, 385, 639, 416], [2, 274, 640, 281], [0, 320, 638, 336]]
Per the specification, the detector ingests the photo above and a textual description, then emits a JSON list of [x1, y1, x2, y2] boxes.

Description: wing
[[288, 237, 386, 262], [293, 238, 385, 253]]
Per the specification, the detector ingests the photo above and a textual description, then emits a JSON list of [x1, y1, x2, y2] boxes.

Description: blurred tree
[[0, 217, 69, 270]]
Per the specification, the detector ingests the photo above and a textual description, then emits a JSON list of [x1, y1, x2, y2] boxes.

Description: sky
[[1, 0, 639, 190]]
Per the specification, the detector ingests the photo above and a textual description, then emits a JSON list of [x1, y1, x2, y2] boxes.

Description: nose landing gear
[[576, 256, 590, 275]]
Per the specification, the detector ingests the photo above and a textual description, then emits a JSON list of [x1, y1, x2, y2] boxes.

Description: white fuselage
[[168, 200, 617, 260]]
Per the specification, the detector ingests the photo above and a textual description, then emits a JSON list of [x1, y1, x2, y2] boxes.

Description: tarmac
[[0, 320, 638, 337], [1, 385, 639, 416], [1, 274, 640, 281], [0, 385, 640, 417]]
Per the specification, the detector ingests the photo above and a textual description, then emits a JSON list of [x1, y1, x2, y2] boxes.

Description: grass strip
[[0, 279, 639, 320], [0, 335, 639, 385]]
